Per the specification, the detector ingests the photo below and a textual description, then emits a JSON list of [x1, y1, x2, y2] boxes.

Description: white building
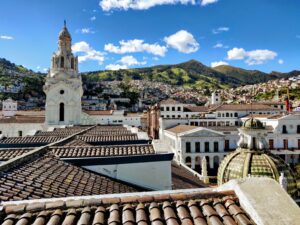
[[2, 98, 17, 117], [43, 21, 83, 126]]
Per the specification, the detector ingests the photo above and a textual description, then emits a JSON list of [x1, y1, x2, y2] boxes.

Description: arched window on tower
[[71, 58, 74, 69], [60, 56, 64, 68], [59, 103, 64, 122]]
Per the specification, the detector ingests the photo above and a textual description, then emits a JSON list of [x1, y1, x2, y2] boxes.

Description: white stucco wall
[[83, 160, 172, 190], [0, 123, 44, 137]]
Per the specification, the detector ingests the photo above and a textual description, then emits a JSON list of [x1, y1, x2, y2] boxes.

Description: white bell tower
[[43, 21, 83, 126]]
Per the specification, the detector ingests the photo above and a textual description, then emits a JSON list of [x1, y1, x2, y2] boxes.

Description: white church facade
[[44, 21, 83, 126]]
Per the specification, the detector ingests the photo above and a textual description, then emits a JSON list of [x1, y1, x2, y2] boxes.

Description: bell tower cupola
[[49, 21, 78, 77]]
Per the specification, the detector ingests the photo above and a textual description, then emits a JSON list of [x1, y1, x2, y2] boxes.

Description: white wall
[[83, 160, 172, 190], [0, 123, 44, 137]]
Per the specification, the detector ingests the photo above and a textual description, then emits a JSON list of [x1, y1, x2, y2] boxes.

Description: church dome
[[242, 117, 265, 129], [217, 149, 298, 196]]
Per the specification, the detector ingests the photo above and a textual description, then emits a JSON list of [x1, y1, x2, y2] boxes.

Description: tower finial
[[64, 20, 66, 27]]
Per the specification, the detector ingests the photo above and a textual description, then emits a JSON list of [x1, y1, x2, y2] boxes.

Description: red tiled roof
[[0, 191, 255, 225], [50, 144, 155, 158], [84, 110, 113, 115], [0, 116, 45, 123], [0, 148, 34, 161], [0, 136, 64, 144], [0, 153, 142, 201], [171, 162, 207, 189], [212, 104, 280, 112], [184, 106, 209, 112], [159, 99, 180, 105], [77, 134, 138, 143], [166, 125, 198, 134]]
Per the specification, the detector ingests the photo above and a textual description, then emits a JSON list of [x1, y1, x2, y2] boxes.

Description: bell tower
[[43, 21, 83, 126]]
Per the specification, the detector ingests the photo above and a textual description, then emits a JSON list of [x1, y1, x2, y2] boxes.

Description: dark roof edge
[[0, 126, 96, 173], [61, 153, 174, 166]]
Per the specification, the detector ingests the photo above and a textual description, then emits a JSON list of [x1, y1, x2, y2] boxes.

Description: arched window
[[60, 56, 64, 68], [59, 103, 64, 122], [71, 58, 74, 69], [226, 113, 229, 117], [234, 112, 238, 117]]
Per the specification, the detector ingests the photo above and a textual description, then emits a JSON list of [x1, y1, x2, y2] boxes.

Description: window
[[172, 107, 175, 111], [205, 142, 210, 152], [214, 142, 219, 152], [225, 140, 230, 151], [18, 131, 22, 137], [60, 56, 64, 68], [298, 139, 300, 149], [186, 142, 191, 153], [71, 58, 74, 69], [177, 107, 181, 111], [283, 139, 288, 149], [234, 112, 238, 117], [282, 125, 287, 134], [185, 157, 191, 167], [226, 113, 229, 117], [166, 107, 170, 111], [235, 121, 239, 126], [60, 90, 64, 95], [269, 139, 274, 149], [59, 103, 65, 122], [297, 125, 300, 134], [0, 131, 2, 134], [195, 142, 200, 152], [160, 107, 164, 111]]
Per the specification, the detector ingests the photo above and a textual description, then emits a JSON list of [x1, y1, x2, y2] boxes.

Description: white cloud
[[227, 47, 277, 65], [100, 0, 199, 11], [106, 55, 146, 70], [104, 39, 167, 56], [227, 47, 247, 60], [211, 61, 229, 67], [201, 0, 218, 6], [72, 41, 105, 64], [213, 42, 229, 49], [119, 55, 147, 66], [0, 35, 14, 40], [80, 28, 95, 34], [91, 16, 96, 21], [105, 64, 128, 70], [164, 30, 199, 53], [212, 27, 229, 34], [278, 59, 284, 64]]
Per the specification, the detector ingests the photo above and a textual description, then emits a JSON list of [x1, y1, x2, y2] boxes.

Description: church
[[0, 22, 142, 137]]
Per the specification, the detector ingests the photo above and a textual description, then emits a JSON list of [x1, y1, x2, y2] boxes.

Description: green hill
[[83, 60, 299, 89]]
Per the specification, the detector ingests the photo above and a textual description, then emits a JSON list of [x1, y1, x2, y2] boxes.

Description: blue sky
[[0, 0, 300, 73]]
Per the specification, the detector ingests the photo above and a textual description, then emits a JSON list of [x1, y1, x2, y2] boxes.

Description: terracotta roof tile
[[171, 162, 207, 190], [0, 153, 142, 201], [166, 125, 198, 134], [0, 195, 255, 225], [50, 144, 155, 158]]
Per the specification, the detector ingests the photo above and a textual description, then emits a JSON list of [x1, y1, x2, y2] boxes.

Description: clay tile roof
[[0, 148, 34, 161], [171, 162, 207, 189], [0, 136, 64, 145], [184, 106, 209, 112], [0, 116, 45, 124], [159, 99, 180, 105], [77, 134, 138, 143], [213, 103, 280, 111], [50, 144, 156, 158], [84, 110, 113, 116], [0, 153, 142, 201], [166, 125, 198, 134], [0, 193, 255, 225]]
